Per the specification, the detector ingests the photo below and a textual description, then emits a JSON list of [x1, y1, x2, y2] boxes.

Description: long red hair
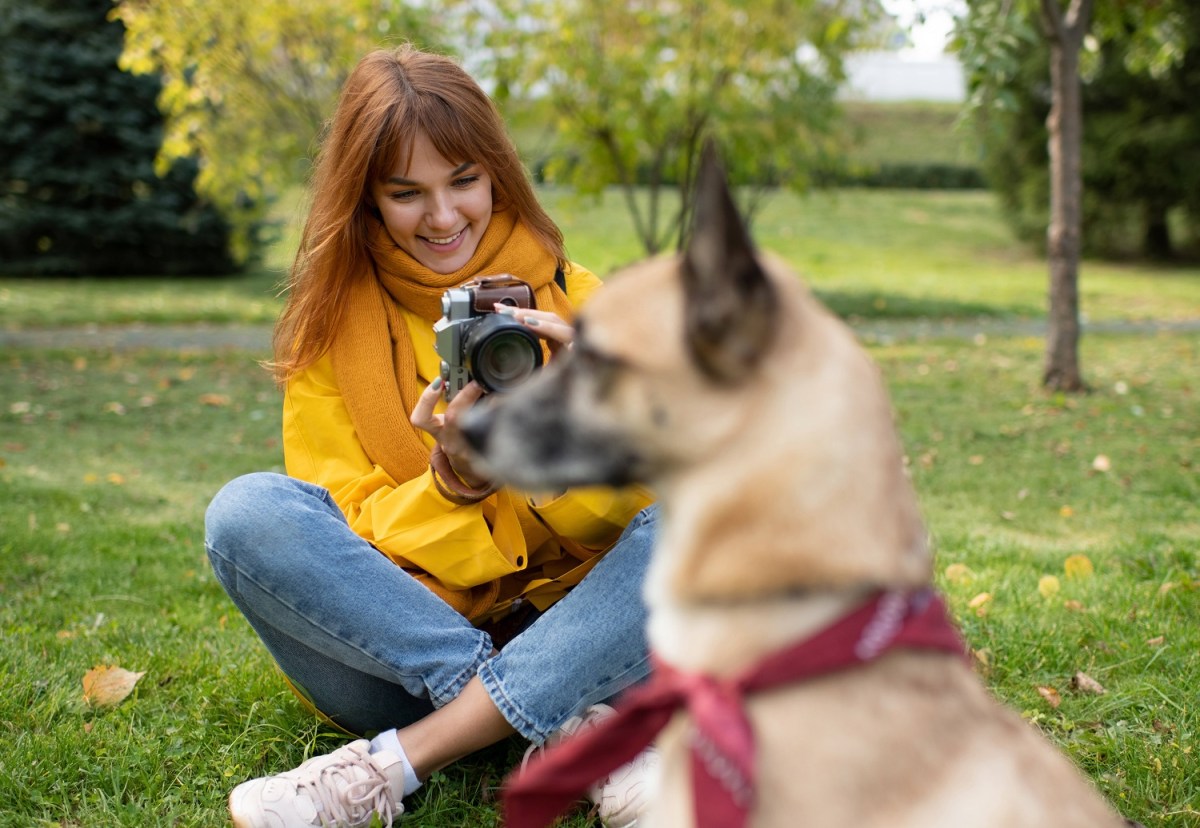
[[270, 44, 566, 384]]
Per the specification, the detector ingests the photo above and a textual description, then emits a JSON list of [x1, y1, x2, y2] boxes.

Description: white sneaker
[[526, 703, 660, 828], [229, 739, 407, 828]]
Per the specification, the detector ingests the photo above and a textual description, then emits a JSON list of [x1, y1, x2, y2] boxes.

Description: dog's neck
[[645, 570, 881, 677], [644, 487, 931, 675]]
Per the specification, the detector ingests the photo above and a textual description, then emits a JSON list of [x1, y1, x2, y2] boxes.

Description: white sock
[[369, 729, 422, 795]]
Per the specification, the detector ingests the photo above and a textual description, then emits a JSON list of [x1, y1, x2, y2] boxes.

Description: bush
[[817, 162, 986, 190], [0, 0, 237, 276]]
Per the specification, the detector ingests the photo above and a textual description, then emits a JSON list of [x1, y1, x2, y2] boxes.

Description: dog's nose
[[457, 406, 492, 454]]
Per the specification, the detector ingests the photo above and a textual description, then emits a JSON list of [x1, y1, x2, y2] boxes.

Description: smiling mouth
[[423, 229, 464, 246]]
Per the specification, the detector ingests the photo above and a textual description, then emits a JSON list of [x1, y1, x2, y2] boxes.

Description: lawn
[[1, 187, 1198, 827]]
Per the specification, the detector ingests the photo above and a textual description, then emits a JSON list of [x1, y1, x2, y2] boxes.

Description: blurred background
[[2, 0, 1196, 280]]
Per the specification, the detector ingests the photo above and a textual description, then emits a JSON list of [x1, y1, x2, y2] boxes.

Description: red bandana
[[504, 589, 967, 828]]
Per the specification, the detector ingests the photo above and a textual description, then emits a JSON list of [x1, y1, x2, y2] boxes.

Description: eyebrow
[[386, 161, 476, 186]]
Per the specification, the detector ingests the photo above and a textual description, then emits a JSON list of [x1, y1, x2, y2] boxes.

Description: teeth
[[426, 230, 463, 245]]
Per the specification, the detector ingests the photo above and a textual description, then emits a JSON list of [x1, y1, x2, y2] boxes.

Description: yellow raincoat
[[282, 264, 652, 625]]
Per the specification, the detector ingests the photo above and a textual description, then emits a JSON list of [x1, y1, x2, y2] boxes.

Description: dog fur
[[461, 146, 1127, 827]]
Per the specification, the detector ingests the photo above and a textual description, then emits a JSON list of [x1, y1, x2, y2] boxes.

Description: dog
[[460, 144, 1129, 827]]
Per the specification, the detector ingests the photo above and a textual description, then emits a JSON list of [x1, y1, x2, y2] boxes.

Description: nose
[[457, 405, 492, 455], [426, 191, 457, 230]]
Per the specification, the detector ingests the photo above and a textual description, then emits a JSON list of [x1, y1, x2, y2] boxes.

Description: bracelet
[[429, 444, 499, 505]]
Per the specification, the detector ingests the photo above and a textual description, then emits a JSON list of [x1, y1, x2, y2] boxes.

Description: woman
[[204, 44, 657, 828]]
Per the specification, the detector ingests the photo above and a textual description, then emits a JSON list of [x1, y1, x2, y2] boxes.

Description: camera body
[[434, 275, 544, 400]]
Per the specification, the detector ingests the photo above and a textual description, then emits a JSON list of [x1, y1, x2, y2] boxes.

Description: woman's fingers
[[495, 305, 574, 353], [410, 376, 446, 435], [444, 381, 485, 427]]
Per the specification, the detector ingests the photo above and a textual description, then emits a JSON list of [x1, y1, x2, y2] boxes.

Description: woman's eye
[[390, 189, 418, 201], [453, 175, 480, 188]]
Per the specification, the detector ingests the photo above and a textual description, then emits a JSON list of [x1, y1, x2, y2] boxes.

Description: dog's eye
[[572, 342, 623, 398]]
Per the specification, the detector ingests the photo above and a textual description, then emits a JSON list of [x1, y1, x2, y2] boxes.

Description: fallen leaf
[[1059, 505, 1075, 517], [944, 563, 974, 585], [1092, 454, 1112, 472], [82, 665, 145, 708], [199, 393, 232, 407], [1037, 686, 1062, 708], [1038, 575, 1061, 599], [1146, 635, 1165, 647], [1069, 672, 1106, 695], [968, 455, 985, 466], [968, 592, 992, 616], [1064, 554, 1094, 579], [1063, 600, 1085, 612], [106, 473, 125, 485]]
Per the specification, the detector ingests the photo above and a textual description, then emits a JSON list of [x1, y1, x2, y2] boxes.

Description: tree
[[979, 9, 1200, 261], [474, 0, 886, 256], [1084, 20, 1200, 260], [112, 0, 446, 263], [956, 0, 1190, 391], [0, 0, 234, 276]]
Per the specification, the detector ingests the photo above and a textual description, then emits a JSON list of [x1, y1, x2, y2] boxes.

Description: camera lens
[[464, 315, 543, 393]]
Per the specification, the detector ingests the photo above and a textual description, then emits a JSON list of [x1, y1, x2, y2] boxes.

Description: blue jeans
[[204, 472, 654, 743]]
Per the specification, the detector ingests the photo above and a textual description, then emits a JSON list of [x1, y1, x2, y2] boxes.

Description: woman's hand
[[495, 304, 574, 357], [411, 377, 490, 488]]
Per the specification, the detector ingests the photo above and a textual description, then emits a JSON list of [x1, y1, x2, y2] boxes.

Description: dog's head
[[461, 144, 929, 594]]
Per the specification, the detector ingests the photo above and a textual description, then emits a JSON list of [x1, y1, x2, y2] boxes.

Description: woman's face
[[370, 131, 494, 274]]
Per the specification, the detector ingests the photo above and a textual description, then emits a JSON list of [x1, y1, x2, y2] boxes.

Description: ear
[[681, 140, 779, 384]]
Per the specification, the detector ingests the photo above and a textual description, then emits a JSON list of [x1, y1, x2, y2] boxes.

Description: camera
[[434, 275, 544, 400]]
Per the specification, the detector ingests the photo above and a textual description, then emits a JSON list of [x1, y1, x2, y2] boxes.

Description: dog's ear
[[682, 140, 778, 384]]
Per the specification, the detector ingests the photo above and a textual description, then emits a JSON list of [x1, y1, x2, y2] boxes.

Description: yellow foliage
[[83, 665, 145, 709], [1064, 554, 1095, 579], [944, 562, 974, 585], [111, 0, 443, 263]]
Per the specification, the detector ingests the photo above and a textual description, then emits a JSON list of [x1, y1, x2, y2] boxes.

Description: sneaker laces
[[293, 748, 398, 828]]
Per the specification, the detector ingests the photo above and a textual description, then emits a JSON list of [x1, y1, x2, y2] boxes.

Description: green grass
[[890, 333, 1200, 823], [841, 100, 979, 168], [1, 332, 1196, 825]]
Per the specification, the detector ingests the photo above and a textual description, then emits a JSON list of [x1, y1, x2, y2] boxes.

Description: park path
[[2, 317, 1200, 353]]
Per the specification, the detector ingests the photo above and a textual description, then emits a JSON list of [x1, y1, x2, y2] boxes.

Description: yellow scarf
[[331, 208, 572, 492]]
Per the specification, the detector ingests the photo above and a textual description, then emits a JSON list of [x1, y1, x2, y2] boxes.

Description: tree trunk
[[1143, 200, 1173, 260], [1040, 0, 1092, 392]]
